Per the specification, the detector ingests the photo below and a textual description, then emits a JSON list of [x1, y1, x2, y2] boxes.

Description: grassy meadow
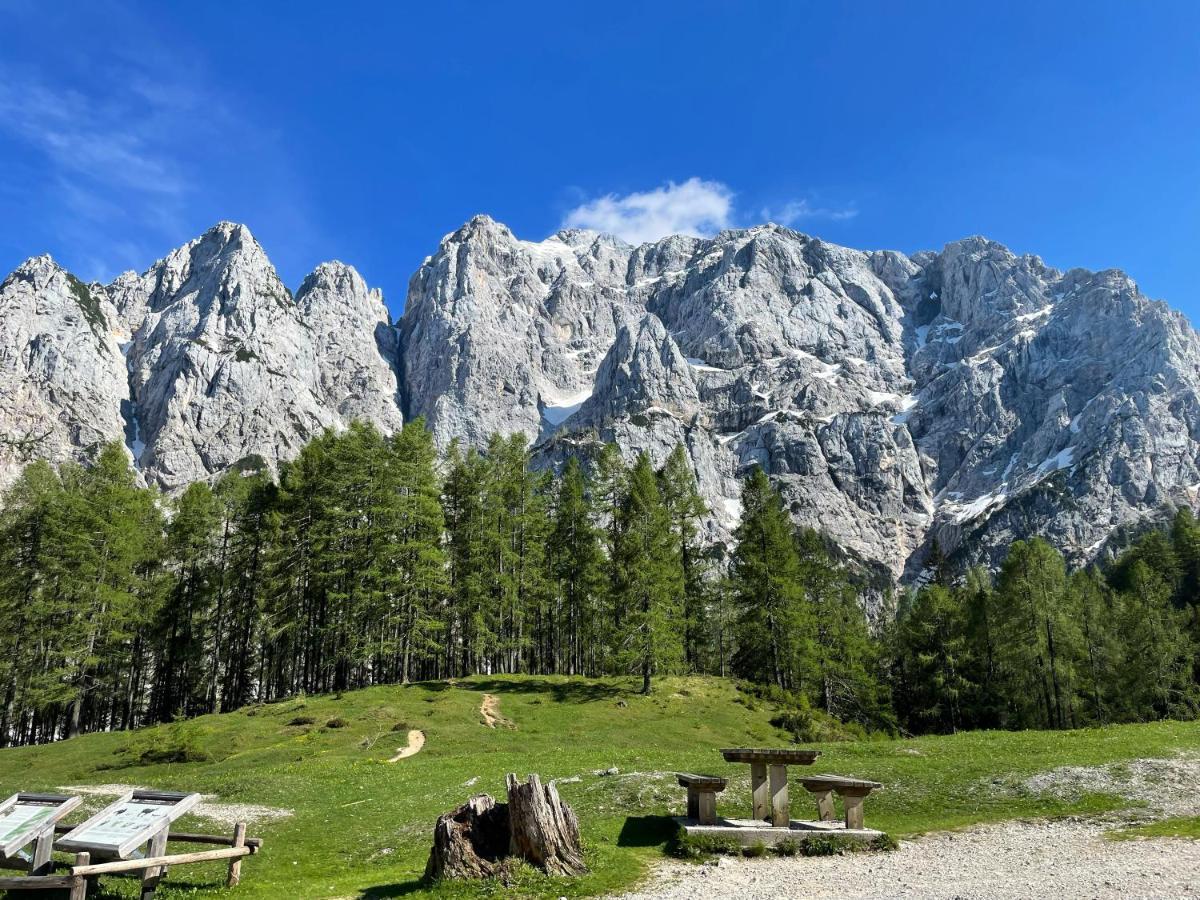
[[1, 675, 1197, 898]]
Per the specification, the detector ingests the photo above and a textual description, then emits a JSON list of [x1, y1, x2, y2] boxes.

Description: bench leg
[[843, 793, 865, 830], [686, 787, 699, 820], [769, 764, 789, 827], [696, 790, 717, 826], [751, 762, 769, 821], [809, 789, 835, 822]]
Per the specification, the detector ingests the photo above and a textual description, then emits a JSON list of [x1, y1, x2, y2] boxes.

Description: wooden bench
[[676, 774, 727, 826], [798, 775, 883, 830]]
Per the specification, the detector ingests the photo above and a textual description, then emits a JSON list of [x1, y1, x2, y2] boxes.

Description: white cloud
[[761, 198, 858, 225], [562, 178, 734, 245], [562, 179, 858, 244]]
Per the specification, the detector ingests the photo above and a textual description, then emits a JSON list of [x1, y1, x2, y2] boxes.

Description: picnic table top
[[798, 774, 883, 790], [719, 748, 821, 764]]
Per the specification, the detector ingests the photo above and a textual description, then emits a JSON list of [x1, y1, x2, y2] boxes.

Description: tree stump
[[423, 794, 510, 881], [505, 773, 587, 877]]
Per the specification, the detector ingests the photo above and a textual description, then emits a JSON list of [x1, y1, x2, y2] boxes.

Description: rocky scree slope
[[3, 216, 1199, 584]]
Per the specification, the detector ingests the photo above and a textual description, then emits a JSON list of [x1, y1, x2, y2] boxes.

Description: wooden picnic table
[[720, 748, 820, 827]]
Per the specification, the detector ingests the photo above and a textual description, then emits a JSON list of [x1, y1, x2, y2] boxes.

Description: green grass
[[1109, 816, 1200, 840], [1, 675, 1197, 898]]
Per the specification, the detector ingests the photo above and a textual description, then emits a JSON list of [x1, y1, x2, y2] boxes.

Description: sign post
[[57, 789, 201, 898]]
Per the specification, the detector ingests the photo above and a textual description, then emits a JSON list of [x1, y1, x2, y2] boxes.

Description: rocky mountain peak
[[3, 216, 1199, 594]]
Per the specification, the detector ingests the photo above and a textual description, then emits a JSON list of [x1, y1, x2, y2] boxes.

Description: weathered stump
[[423, 794, 510, 881], [505, 773, 587, 877]]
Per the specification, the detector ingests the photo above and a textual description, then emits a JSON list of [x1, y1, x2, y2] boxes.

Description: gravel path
[[612, 819, 1200, 899]]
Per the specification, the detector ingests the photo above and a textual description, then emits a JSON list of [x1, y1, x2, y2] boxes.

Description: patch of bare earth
[[480, 694, 514, 729], [610, 756, 1200, 900], [386, 729, 425, 762]]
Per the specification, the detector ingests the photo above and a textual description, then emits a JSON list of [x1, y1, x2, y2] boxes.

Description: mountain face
[[3, 217, 1199, 585], [0, 223, 402, 491]]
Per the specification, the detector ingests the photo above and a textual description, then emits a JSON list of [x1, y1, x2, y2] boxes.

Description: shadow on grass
[[409, 680, 453, 694], [358, 881, 427, 898], [463, 678, 629, 704], [618, 814, 678, 848]]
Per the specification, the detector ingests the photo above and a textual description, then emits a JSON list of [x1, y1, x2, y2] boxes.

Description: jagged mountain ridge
[[3, 216, 1199, 584]]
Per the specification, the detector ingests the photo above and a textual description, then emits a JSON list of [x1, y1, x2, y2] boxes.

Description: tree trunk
[[425, 775, 586, 881], [424, 794, 509, 881], [505, 773, 587, 877]]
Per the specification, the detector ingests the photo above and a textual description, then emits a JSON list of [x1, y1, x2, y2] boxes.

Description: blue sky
[[1, 0, 1197, 320]]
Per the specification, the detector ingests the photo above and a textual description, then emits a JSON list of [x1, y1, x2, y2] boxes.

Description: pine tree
[[52, 444, 163, 738], [391, 419, 448, 682], [894, 584, 973, 733], [549, 458, 604, 675], [1115, 559, 1198, 719], [658, 445, 710, 671], [729, 468, 810, 691], [992, 538, 1078, 729], [796, 529, 891, 728], [961, 567, 1002, 728], [615, 453, 684, 693], [1068, 568, 1120, 725], [151, 481, 222, 721]]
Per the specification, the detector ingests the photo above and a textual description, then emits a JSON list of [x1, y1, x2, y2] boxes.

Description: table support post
[[750, 762, 769, 821], [843, 792, 866, 830], [810, 789, 835, 822], [768, 764, 789, 827]]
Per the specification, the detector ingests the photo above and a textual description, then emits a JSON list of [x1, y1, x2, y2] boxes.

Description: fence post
[[227, 823, 247, 887]]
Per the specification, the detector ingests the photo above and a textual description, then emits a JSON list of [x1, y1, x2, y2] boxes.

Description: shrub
[[325, 717, 350, 729], [288, 715, 316, 726], [672, 830, 742, 859], [773, 837, 800, 857], [800, 836, 840, 857], [119, 720, 210, 765], [742, 840, 768, 858], [391, 721, 411, 732]]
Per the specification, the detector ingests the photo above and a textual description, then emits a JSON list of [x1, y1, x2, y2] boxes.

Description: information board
[[0, 793, 82, 858], [57, 790, 201, 859]]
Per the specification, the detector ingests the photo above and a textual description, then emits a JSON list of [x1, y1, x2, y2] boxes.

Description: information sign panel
[[0, 793, 81, 858], [57, 790, 201, 859]]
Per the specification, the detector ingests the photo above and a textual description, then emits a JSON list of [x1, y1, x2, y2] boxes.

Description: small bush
[[742, 840, 768, 858], [870, 833, 899, 852], [117, 719, 210, 766], [325, 717, 350, 729], [800, 836, 840, 857], [672, 830, 742, 859], [773, 837, 800, 857], [391, 721, 411, 732], [287, 715, 316, 726]]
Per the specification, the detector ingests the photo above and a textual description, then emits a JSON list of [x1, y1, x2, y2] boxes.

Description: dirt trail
[[386, 729, 425, 762], [480, 694, 513, 728]]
